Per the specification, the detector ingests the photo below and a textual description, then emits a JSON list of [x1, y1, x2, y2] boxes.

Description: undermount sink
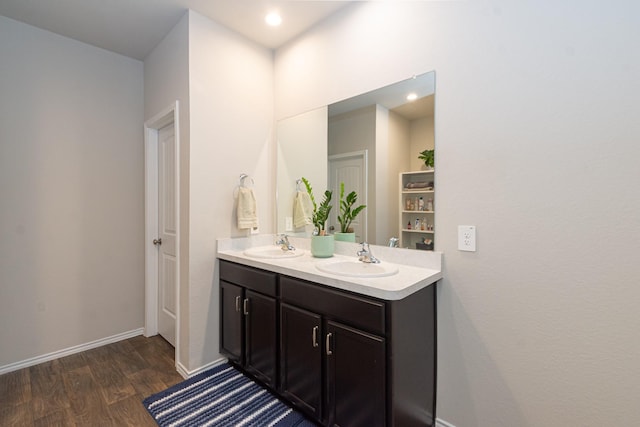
[[315, 259, 399, 278], [243, 246, 304, 259]]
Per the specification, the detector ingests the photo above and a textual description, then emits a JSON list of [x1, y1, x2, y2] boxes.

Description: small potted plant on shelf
[[418, 149, 435, 170], [301, 177, 334, 257], [335, 182, 366, 242]]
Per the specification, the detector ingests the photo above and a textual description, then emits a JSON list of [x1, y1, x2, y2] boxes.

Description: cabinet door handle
[[235, 296, 241, 312], [243, 298, 249, 315], [312, 326, 319, 348], [326, 333, 333, 356]]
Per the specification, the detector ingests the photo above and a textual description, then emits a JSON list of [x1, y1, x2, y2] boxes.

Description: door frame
[[328, 150, 368, 241], [144, 101, 180, 367]]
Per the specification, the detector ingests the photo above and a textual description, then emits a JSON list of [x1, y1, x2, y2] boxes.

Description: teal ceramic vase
[[334, 232, 356, 243], [311, 235, 334, 258]]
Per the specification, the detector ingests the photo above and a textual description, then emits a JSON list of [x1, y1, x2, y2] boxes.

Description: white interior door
[[157, 122, 177, 346], [328, 151, 368, 242]]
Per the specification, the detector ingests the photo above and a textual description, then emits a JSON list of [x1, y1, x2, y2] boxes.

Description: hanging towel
[[293, 191, 313, 229], [237, 187, 258, 229]]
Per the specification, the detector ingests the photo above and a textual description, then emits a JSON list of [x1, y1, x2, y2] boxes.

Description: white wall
[[384, 109, 410, 245], [144, 11, 191, 370], [144, 10, 274, 373], [0, 17, 144, 367], [275, 1, 640, 426], [373, 105, 390, 246], [410, 115, 434, 172], [187, 10, 274, 370]]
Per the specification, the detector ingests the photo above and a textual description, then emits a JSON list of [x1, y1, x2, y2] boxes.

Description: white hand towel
[[237, 187, 258, 229], [293, 191, 313, 228]]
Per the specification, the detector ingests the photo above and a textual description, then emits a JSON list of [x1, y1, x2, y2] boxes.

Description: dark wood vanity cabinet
[[220, 281, 243, 362], [325, 320, 386, 427], [279, 304, 387, 426], [280, 303, 323, 418], [219, 260, 277, 388], [219, 259, 437, 427], [280, 275, 387, 426]]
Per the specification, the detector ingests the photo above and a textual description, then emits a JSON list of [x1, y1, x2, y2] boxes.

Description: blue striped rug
[[143, 363, 315, 427]]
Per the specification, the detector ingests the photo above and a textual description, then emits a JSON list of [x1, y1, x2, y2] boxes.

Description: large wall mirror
[[276, 71, 435, 249]]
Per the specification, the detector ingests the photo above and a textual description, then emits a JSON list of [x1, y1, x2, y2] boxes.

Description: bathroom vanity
[[217, 237, 441, 427]]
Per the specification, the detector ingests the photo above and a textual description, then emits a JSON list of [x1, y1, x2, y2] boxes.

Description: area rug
[[143, 362, 315, 427]]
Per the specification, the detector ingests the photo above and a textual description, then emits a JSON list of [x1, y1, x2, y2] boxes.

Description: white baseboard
[[175, 361, 188, 379], [436, 418, 457, 427], [176, 357, 227, 379], [0, 328, 144, 376]]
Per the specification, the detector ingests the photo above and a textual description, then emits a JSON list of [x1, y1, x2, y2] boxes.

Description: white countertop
[[216, 235, 442, 301]]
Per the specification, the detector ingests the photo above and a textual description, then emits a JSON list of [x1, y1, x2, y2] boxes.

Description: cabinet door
[[220, 281, 243, 364], [325, 320, 386, 427], [244, 289, 277, 388], [280, 303, 323, 420]]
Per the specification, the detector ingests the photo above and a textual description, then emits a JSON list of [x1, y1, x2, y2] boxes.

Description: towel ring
[[239, 173, 254, 188], [296, 179, 303, 191]]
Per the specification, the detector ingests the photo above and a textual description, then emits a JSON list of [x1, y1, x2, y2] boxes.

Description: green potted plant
[[301, 177, 334, 257], [418, 149, 435, 170], [335, 182, 366, 242]]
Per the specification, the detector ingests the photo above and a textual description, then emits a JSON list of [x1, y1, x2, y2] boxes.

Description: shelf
[[403, 170, 433, 175], [402, 210, 434, 214], [400, 170, 435, 249], [402, 189, 434, 194]]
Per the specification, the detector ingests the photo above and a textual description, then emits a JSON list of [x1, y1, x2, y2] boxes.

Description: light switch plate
[[458, 225, 476, 251], [285, 216, 293, 231]]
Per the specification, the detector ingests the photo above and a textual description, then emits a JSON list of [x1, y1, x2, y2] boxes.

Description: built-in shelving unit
[[400, 170, 434, 250]]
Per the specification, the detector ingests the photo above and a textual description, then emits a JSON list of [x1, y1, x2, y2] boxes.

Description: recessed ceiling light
[[265, 12, 282, 27], [406, 93, 418, 101]]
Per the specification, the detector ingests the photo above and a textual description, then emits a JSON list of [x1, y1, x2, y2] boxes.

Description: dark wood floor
[[0, 335, 184, 426]]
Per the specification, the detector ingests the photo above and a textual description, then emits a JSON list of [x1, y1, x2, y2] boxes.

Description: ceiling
[[0, 0, 353, 60], [329, 71, 435, 120]]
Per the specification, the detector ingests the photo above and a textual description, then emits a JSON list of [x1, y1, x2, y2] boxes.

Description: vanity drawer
[[280, 276, 385, 335], [219, 260, 277, 297]]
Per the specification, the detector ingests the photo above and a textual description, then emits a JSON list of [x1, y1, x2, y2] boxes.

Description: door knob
[[153, 238, 162, 245]]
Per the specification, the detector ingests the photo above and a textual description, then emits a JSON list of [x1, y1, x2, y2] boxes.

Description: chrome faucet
[[357, 242, 380, 264], [275, 234, 295, 252]]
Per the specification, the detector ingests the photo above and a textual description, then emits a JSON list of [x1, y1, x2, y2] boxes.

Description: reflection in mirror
[[276, 71, 435, 250], [276, 107, 328, 236]]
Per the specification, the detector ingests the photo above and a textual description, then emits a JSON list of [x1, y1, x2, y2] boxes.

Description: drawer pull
[[326, 333, 333, 356], [243, 298, 249, 315], [235, 296, 241, 312], [312, 326, 319, 348]]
